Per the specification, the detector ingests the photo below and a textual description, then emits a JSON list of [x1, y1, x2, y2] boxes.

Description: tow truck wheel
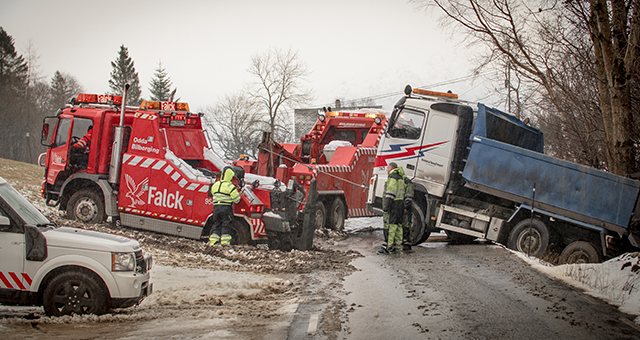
[[559, 241, 602, 264], [314, 201, 327, 230], [328, 198, 346, 231], [67, 189, 105, 224], [42, 270, 108, 316], [232, 218, 255, 246], [508, 219, 550, 257]]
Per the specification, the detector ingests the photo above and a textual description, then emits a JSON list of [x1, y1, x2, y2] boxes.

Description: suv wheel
[[42, 270, 108, 316]]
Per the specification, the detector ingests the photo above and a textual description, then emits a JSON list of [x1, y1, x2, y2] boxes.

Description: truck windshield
[[0, 183, 51, 227], [387, 108, 424, 140]]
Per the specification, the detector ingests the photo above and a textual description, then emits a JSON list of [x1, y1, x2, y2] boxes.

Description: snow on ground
[[511, 249, 640, 325], [143, 264, 293, 307]]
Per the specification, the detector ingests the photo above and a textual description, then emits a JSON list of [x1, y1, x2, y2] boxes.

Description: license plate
[[170, 119, 185, 127]]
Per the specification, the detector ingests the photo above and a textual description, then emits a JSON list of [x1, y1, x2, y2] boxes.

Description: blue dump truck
[[367, 86, 640, 263]]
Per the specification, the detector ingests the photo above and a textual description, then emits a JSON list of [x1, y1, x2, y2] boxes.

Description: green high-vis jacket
[[210, 167, 241, 205]]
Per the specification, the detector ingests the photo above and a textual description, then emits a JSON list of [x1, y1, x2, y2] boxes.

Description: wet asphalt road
[[326, 230, 640, 340]]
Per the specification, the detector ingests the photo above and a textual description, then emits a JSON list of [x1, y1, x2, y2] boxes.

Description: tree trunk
[[589, 0, 637, 175]]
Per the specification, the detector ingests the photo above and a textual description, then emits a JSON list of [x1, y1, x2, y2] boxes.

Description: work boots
[[209, 233, 220, 246], [220, 234, 232, 245]]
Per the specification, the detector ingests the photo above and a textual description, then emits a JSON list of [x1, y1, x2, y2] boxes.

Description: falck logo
[[125, 174, 149, 208]]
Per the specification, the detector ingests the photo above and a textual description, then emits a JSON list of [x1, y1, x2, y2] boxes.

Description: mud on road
[[0, 215, 363, 340]]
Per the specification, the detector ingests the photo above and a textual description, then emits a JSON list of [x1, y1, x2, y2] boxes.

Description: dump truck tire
[[508, 219, 550, 257], [445, 230, 476, 244], [560, 241, 602, 264], [410, 201, 427, 245]]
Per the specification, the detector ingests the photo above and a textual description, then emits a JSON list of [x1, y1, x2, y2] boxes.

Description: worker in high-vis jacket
[[377, 162, 405, 254], [209, 167, 241, 245]]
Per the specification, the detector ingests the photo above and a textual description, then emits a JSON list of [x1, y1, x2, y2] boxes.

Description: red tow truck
[[39, 90, 313, 250], [235, 110, 388, 230]]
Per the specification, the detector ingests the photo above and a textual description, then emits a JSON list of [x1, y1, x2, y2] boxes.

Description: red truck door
[[43, 117, 72, 185]]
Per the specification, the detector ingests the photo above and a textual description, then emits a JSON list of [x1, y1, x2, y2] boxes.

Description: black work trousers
[[211, 204, 234, 236]]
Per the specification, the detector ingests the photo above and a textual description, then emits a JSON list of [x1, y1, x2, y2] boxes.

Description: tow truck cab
[[39, 94, 269, 244]]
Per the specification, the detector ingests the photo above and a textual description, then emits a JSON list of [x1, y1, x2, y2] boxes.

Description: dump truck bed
[[462, 136, 640, 234]]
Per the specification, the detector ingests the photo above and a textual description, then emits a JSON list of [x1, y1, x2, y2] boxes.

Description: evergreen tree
[[148, 60, 174, 101], [0, 27, 30, 162], [0, 27, 28, 100], [108, 45, 141, 105], [50, 70, 84, 110]]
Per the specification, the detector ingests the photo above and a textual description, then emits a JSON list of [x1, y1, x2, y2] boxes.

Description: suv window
[[0, 183, 50, 228]]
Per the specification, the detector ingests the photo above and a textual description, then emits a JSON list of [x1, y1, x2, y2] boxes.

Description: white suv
[[0, 176, 152, 316]]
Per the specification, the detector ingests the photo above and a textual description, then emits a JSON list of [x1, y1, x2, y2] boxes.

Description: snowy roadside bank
[[513, 250, 640, 325]]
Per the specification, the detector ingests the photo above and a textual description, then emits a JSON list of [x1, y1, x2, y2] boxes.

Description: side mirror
[[41, 117, 59, 146], [387, 109, 399, 135], [0, 216, 10, 226], [41, 123, 50, 146], [25, 225, 48, 262]]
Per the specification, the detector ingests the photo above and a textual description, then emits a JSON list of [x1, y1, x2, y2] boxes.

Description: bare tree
[[583, 0, 639, 175], [203, 92, 264, 160], [417, 0, 639, 175], [344, 97, 378, 108], [247, 47, 313, 142]]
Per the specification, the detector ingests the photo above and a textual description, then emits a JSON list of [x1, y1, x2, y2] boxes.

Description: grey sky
[[1, 0, 494, 112]]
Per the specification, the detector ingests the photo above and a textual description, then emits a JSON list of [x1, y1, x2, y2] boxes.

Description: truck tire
[[232, 218, 255, 246], [559, 241, 602, 264], [314, 201, 327, 230], [328, 198, 346, 231], [409, 201, 427, 245], [508, 219, 550, 257], [67, 189, 105, 224], [42, 270, 108, 317], [445, 230, 476, 244]]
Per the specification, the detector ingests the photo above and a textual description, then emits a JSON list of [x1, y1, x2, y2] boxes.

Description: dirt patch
[[51, 215, 361, 275]]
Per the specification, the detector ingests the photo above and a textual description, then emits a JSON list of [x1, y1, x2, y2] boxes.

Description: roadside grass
[[0, 157, 47, 208]]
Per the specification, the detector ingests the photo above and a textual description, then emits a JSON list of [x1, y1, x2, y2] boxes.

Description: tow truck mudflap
[[262, 212, 291, 232], [263, 179, 318, 251]]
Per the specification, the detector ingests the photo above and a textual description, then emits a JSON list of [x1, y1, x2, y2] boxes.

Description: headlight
[[112, 252, 135, 271]]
